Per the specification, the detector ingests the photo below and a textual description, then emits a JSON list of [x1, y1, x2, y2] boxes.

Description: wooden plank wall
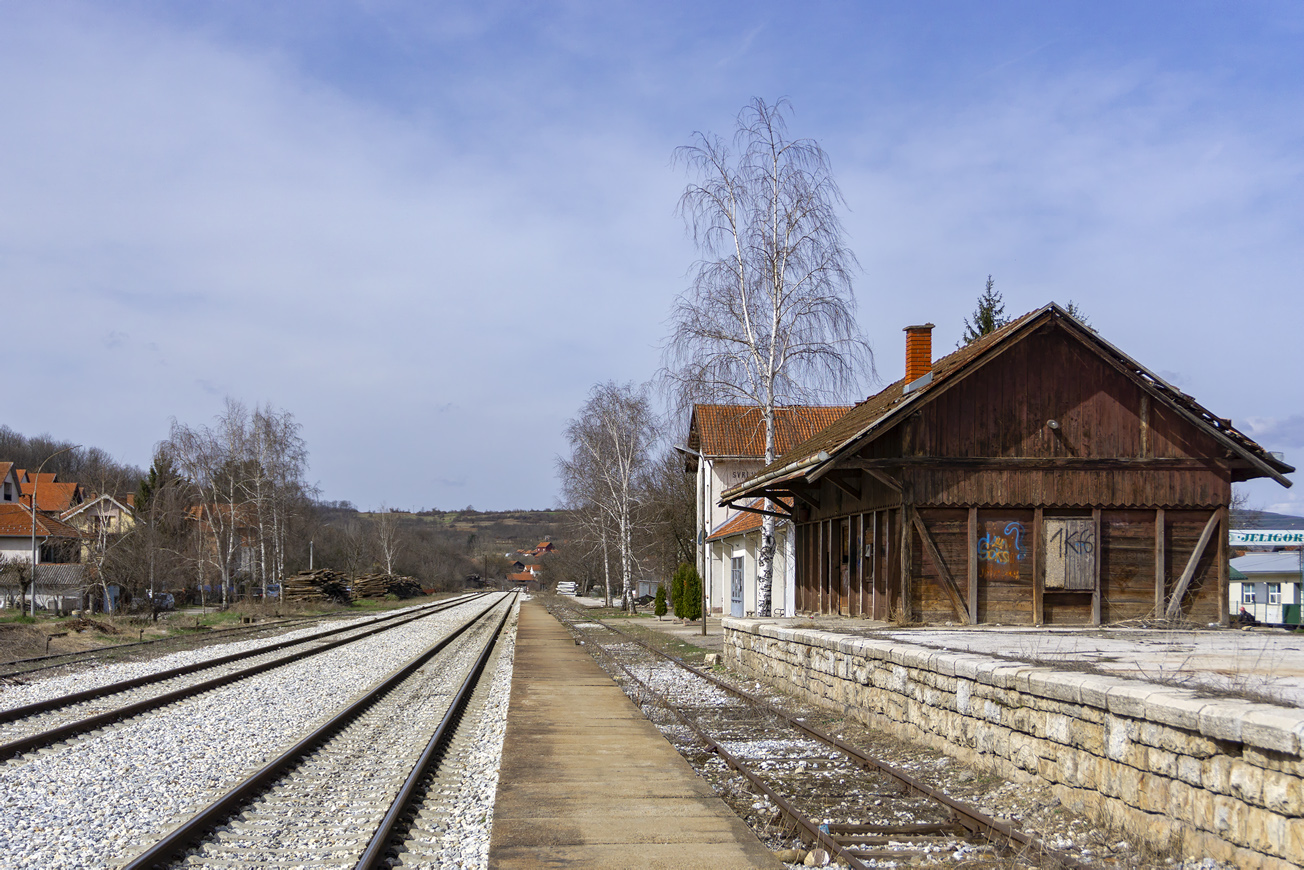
[[912, 508, 968, 623], [1099, 510, 1157, 622], [1165, 509, 1222, 623]]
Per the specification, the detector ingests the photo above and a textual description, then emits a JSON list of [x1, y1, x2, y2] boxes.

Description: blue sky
[[2, 1, 1302, 513]]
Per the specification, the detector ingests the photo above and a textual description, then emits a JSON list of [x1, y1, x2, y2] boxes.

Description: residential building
[[1230, 552, 1303, 625], [684, 403, 850, 617]]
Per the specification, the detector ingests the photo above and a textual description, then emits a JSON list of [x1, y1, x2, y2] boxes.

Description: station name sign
[[1230, 529, 1304, 545]]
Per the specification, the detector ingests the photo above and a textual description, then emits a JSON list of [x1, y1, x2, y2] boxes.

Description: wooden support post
[[1033, 507, 1044, 626], [967, 507, 978, 624], [871, 511, 879, 620], [1217, 505, 1229, 627], [900, 506, 913, 621], [912, 512, 971, 624], [857, 513, 865, 618], [1154, 508, 1166, 617], [1165, 510, 1221, 621], [1092, 508, 1102, 626], [825, 519, 833, 615]]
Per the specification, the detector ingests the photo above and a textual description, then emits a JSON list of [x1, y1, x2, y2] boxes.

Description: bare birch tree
[[663, 97, 871, 616], [557, 382, 656, 611], [374, 507, 403, 575]]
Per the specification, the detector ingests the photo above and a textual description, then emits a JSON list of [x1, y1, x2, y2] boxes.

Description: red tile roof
[[706, 498, 793, 542], [687, 405, 852, 459], [19, 480, 82, 512], [0, 503, 81, 538]]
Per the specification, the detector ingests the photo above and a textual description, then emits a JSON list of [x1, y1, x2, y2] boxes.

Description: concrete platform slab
[[489, 601, 779, 869]]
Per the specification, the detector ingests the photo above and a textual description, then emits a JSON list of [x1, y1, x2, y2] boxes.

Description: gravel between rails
[[0, 606, 432, 713], [172, 603, 510, 869], [0, 597, 503, 870], [0, 609, 445, 747], [393, 601, 519, 870]]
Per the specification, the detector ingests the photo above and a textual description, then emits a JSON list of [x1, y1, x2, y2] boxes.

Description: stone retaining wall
[[723, 619, 1304, 869]]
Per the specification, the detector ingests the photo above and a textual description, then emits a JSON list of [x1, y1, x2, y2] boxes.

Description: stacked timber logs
[[282, 570, 426, 604], [351, 572, 425, 600], [283, 569, 352, 604]]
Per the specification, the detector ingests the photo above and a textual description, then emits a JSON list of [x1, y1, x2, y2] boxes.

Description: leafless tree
[[165, 399, 312, 606], [373, 506, 404, 575], [663, 97, 871, 616], [637, 447, 697, 584], [558, 382, 656, 611]]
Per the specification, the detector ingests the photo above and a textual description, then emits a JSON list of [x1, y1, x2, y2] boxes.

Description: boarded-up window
[[1045, 517, 1096, 590]]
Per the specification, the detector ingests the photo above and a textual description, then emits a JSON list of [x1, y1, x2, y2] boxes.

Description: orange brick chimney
[[903, 323, 935, 384]]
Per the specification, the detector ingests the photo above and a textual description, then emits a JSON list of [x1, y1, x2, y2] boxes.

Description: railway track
[[121, 591, 517, 869], [0, 594, 482, 760], [0, 610, 354, 681], [549, 602, 1090, 869]]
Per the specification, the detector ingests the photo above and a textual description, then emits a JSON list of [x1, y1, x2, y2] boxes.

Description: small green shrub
[[654, 584, 667, 618]]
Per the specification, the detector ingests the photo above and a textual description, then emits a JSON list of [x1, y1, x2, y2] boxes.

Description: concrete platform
[[489, 601, 779, 869]]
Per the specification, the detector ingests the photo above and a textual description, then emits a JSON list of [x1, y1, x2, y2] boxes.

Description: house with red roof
[[0, 502, 85, 610], [683, 404, 851, 617], [17, 470, 84, 513], [0, 463, 20, 504]]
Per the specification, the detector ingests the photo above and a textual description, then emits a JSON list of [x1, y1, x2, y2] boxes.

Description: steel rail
[[0, 614, 320, 673], [0, 595, 478, 724], [354, 594, 515, 869], [0, 596, 484, 761], [121, 592, 513, 870], [594, 615, 1091, 870], [577, 627, 871, 870], [0, 594, 479, 678]]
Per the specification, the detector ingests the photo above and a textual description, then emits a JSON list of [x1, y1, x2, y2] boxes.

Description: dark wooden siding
[[914, 508, 968, 623], [1100, 510, 1157, 623], [973, 509, 1036, 624], [1165, 510, 1221, 622]]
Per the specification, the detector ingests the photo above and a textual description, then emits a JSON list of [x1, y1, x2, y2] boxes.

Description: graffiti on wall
[[978, 521, 1028, 581]]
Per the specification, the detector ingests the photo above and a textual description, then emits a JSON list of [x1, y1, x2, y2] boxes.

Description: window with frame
[[1242, 585, 1257, 605], [1268, 583, 1281, 605]]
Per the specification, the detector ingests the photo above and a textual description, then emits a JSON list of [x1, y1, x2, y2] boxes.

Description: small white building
[[1230, 552, 1303, 626], [683, 404, 850, 617]]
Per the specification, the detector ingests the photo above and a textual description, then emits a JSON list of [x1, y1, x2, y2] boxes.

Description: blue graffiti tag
[[1004, 522, 1028, 561]]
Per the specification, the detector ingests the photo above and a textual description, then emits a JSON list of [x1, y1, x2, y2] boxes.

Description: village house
[[683, 404, 850, 617], [1230, 551, 1303, 626], [721, 304, 1293, 625], [18, 470, 84, 513], [0, 502, 84, 610], [62, 493, 136, 562]]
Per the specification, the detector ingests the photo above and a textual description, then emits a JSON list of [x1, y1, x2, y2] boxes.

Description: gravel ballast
[[0, 597, 504, 870]]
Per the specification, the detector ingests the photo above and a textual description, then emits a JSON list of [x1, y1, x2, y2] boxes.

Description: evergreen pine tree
[[654, 584, 667, 619], [1062, 300, 1090, 327], [682, 566, 703, 621], [960, 275, 1008, 345], [671, 563, 689, 618]]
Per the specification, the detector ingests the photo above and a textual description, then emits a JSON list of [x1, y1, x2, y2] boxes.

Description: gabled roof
[[62, 493, 133, 523], [686, 404, 852, 459], [724, 303, 1294, 505], [0, 503, 81, 538], [19, 480, 83, 512]]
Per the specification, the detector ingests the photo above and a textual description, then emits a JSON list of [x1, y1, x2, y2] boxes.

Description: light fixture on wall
[[1047, 420, 1060, 430]]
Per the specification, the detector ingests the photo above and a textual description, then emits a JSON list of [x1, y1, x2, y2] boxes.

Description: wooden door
[[839, 518, 851, 615]]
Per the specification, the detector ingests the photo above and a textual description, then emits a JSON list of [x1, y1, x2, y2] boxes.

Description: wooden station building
[[720, 304, 1294, 626]]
